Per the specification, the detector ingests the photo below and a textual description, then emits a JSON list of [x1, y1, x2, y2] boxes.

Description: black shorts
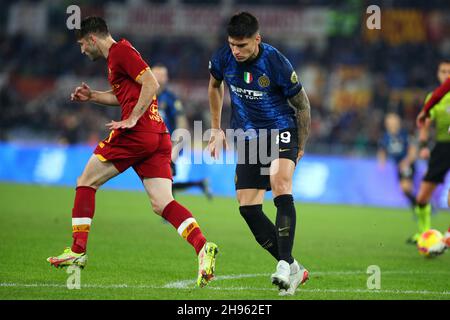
[[235, 128, 298, 190], [423, 142, 450, 184], [397, 163, 415, 180]]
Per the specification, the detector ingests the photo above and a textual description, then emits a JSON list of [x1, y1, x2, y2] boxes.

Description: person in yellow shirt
[[412, 59, 450, 249]]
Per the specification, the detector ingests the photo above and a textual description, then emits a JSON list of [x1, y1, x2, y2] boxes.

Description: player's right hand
[[70, 82, 92, 102], [416, 110, 428, 128], [419, 147, 430, 160], [208, 128, 228, 159]]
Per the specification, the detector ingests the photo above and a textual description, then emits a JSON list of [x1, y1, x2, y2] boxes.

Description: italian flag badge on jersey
[[244, 72, 253, 84]]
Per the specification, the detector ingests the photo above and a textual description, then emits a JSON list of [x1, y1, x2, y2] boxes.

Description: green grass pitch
[[0, 183, 449, 300]]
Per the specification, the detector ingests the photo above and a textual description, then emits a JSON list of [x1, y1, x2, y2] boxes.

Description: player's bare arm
[[208, 75, 227, 159], [91, 90, 120, 106], [71, 82, 119, 106], [418, 118, 432, 159], [106, 68, 159, 130], [288, 87, 311, 162]]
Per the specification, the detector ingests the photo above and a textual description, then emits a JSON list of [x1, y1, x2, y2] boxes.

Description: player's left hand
[[208, 128, 228, 159], [106, 118, 137, 130], [296, 150, 304, 163]]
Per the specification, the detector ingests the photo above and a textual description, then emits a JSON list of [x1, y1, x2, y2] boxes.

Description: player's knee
[[415, 199, 428, 207], [150, 197, 173, 216], [237, 193, 246, 206], [150, 200, 164, 216], [270, 178, 292, 195], [415, 194, 430, 206], [76, 176, 99, 189]]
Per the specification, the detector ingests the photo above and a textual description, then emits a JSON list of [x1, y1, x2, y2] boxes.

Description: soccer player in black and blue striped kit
[[208, 12, 311, 295], [377, 113, 417, 211]]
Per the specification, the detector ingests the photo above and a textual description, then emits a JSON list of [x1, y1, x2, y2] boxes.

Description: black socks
[[239, 204, 279, 260], [274, 194, 296, 264], [239, 194, 297, 264]]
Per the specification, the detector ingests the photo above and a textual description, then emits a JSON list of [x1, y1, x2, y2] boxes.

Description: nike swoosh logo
[[278, 227, 290, 232], [225, 74, 239, 78], [279, 148, 291, 152]]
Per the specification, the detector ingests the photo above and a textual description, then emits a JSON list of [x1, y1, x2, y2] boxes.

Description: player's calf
[[239, 204, 279, 260]]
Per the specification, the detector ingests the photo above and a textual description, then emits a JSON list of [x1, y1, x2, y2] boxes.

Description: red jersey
[[107, 39, 167, 133]]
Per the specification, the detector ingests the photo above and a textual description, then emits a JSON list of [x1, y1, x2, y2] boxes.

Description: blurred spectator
[[1, 0, 449, 157]]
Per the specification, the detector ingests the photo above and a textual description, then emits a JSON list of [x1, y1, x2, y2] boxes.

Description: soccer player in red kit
[[47, 16, 218, 287]]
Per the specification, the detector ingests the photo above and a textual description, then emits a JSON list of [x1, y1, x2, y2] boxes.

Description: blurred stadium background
[[0, 0, 449, 207], [1, 0, 450, 301]]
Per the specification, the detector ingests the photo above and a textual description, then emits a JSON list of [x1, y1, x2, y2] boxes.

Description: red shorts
[[94, 129, 172, 180]]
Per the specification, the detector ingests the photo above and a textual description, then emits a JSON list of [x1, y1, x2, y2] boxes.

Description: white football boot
[[271, 260, 291, 290], [279, 260, 309, 296]]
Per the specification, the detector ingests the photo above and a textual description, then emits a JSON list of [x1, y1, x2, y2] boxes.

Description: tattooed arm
[[288, 88, 311, 161]]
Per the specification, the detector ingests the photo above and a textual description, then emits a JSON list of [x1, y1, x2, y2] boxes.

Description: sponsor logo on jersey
[[229, 84, 264, 100]]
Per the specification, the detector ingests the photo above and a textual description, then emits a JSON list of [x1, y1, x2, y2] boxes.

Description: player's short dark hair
[[75, 16, 109, 39], [439, 58, 450, 65], [227, 12, 259, 39]]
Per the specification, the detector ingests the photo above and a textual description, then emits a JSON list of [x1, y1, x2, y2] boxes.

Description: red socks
[[162, 200, 206, 255], [71, 186, 96, 254], [70, 190, 206, 255]]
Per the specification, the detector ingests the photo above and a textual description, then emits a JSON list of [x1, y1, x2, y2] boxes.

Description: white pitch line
[[163, 273, 268, 289], [2, 271, 450, 296], [1, 282, 449, 296], [164, 270, 450, 289]]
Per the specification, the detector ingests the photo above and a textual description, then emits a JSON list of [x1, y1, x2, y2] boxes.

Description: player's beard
[[87, 50, 102, 61], [85, 44, 102, 61]]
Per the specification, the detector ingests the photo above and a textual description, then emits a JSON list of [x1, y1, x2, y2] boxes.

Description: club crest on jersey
[[244, 72, 253, 84], [258, 75, 270, 88]]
